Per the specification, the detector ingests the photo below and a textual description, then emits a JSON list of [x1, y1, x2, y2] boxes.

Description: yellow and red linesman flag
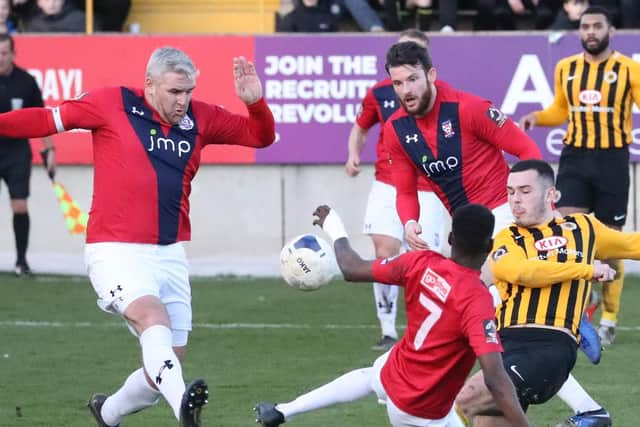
[[41, 148, 88, 235], [53, 182, 88, 234]]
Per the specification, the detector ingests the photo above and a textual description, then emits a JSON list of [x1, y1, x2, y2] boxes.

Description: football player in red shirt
[[0, 47, 275, 427], [254, 204, 530, 427], [382, 41, 541, 252], [346, 29, 449, 352]]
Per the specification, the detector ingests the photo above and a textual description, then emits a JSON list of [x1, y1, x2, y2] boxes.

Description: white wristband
[[323, 209, 349, 243], [404, 219, 419, 230]]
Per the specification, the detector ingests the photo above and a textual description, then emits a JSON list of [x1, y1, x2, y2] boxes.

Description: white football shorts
[[371, 350, 465, 427], [363, 180, 450, 252], [84, 242, 192, 346]]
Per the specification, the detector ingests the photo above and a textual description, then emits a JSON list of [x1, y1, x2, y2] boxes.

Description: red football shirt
[[0, 86, 275, 244], [357, 78, 432, 191], [372, 250, 501, 419], [384, 81, 541, 224]]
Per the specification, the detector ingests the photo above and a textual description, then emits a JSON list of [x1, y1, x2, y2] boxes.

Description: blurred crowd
[[0, 0, 638, 36], [276, 0, 640, 33], [0, 0, 131, 34]]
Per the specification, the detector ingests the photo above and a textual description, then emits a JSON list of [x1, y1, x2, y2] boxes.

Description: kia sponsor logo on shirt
[[533, 236, 568, 251], [578, 90, 602, 105]]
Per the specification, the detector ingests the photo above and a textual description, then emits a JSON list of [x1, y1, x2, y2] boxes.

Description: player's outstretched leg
[[578, 314, 602, 364], [556, 407, 612, 427], [88, 394, 120, 427], [254, 402, 286, 426], [179, 379, 209, 427]]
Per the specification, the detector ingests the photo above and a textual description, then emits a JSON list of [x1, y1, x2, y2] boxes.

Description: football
[[280, 234, 337, 291]]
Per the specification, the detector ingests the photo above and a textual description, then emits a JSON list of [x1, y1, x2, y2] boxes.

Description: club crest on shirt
[[487, 106, 507, 127], [420, 267, 451, 303], [492, 245, 508, 261], [179, 114, 194, 131], [483, 319, 499, 344], [604, 70, 618, 84], [441, 120, 455, 138], [560, 221, 577, 231]]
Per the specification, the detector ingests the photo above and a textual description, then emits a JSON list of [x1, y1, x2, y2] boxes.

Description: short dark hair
[[0, 34, 15, 52], [510, 159, 555, 187], [385, 41, 432, 74], [581, 6, 611, 25], [451, 204, 495, 256], [398, 29, 430, 47]]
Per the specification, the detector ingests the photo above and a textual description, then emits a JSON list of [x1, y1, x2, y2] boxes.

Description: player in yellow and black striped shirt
[[519, 6, 640, 347], [457, 159, 640, 426]]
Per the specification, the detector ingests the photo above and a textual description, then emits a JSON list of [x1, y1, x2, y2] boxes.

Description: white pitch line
[[0, 320, 380, 329], [0, 320, 639, 331]]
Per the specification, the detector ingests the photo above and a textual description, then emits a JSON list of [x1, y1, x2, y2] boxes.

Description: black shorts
[[556, 146, 630, 227], [0, 144, 32, 199], [499, 327, 577, 412]]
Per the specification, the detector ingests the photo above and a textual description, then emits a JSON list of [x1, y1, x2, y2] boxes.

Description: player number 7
[[413, 293, 443, 350]]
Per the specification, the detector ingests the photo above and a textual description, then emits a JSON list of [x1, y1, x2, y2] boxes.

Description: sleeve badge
[[487, 106, 507, 128]]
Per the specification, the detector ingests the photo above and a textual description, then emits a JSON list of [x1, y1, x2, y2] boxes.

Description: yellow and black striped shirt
[[535, 51, 640, 149], [490, 214, 640, 337]]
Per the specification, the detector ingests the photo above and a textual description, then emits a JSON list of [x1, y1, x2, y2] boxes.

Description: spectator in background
[[476, 0, 562, 30], [550, 0, 588, 30], [71, 0, 131, 32], [0, 0, 17, 33], [411, 0, 460, 32], [24, 0, 85, 32], [590, 0, 620, 27], [619, 0, 639, 28], [340, 0, 384, 31], [278, 0, 339, 32]]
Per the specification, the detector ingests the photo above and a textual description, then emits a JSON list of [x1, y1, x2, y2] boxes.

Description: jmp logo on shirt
[[147, 128, 192, 158]]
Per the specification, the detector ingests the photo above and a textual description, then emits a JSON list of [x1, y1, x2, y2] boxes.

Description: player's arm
[[312, 205, 375, 281], [0, 89, 105, 139], [467, 99, 541, 160], [490, 232, 595, 287], [202, 56, 275, 148], [626, 59, 640, 108], [533, 61, 570, 127], [346, 123, 369, 177], [384, 121, 421, 224], [0, 108, 58, 139], [385, 124, 429, 250], [312, 205, 415, 284], [592, 215, 640, 260], [201, 99, 275, 148], [477, 352, 530, 427], [26, 77, 56, 177], [459, 290, 529, 426], [347, 88, 379, 176]]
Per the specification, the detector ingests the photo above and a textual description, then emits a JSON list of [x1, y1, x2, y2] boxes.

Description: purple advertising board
[[254, 33, 640, 163]]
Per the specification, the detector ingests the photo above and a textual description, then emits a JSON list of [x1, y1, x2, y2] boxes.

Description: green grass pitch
[[0, 273, 638, 426]]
